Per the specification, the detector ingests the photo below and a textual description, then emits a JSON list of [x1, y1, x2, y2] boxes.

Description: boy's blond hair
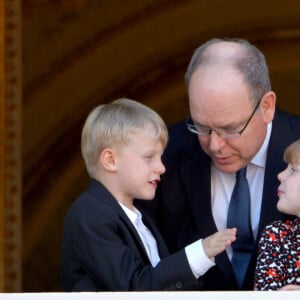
[[81, 98, 168, 178], [283, 139, 300, 165]]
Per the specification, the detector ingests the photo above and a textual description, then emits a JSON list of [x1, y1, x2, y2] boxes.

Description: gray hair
[[185, 38, 271, 103]]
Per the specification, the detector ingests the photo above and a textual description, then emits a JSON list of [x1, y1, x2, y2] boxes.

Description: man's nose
[[208, 131, 226, 152]]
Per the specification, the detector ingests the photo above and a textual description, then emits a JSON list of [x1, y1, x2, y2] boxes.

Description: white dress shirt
[[119, 202, 161, 267], [118, 202, 214, 278], [211, 122, 272, 259]]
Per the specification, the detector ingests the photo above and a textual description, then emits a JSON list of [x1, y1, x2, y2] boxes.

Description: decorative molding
[[0, 0, 22, 292]]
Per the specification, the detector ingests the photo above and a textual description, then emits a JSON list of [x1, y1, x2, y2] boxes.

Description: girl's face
[[277, 163, 300, 217]]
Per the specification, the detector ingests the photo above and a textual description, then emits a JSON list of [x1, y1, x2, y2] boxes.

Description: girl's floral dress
[[254, 218, 300, 290]]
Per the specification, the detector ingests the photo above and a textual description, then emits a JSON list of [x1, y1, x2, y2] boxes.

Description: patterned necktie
[[227, 167, 254, 288]]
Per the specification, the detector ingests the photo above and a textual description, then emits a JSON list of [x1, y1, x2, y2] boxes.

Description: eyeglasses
[[187, 100, 261, 140]]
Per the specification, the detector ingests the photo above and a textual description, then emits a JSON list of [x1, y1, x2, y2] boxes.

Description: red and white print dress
[[254, 218, 300, 290]]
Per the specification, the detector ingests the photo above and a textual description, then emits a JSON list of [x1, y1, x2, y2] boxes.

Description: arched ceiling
[[22, 0, 300, 291]]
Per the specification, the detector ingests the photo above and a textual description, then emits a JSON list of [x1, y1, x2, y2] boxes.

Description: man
[[137, 38, 300, 290]]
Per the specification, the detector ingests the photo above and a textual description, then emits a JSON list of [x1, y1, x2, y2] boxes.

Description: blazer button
[[175, 281, 183, 289]]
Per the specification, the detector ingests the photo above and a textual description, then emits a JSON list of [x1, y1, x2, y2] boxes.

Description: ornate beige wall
[[2, 0, 300, 292]]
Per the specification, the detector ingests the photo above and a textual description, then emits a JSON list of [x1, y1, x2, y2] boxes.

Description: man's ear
[[261, 91, 276, 123], [99, 148, 117, 172]]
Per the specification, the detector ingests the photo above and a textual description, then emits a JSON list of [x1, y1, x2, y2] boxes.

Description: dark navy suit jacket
[[136, 109, 300, 290], [61, 179, 199, 291]]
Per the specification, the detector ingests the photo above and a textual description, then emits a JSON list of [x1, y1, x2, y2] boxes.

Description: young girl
[[254, 139, 300, 290]]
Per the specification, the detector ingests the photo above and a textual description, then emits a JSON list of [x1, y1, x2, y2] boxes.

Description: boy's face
[[277, 163, 300, 217], [113, 125, 166, 208]]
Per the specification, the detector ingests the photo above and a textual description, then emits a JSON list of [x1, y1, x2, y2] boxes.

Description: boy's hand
[[202, 228, 237, 258]]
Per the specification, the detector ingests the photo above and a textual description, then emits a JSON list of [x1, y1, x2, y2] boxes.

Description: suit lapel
[[142, 214, 169, 259], [87, 179, 151, 264], [259, 110, 298, 234], [180, 140, 217, 236], [118, 211, 152, 263], [180, 137, 235, 283]]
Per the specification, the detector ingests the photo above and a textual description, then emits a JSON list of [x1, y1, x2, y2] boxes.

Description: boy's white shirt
[[118, 201, 214, 278]]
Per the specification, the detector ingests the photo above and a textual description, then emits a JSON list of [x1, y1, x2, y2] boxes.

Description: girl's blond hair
[[283, 139, 300, 165]]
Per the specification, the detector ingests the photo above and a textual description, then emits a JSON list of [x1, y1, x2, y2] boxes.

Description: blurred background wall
[[1, 0, 300, 292]]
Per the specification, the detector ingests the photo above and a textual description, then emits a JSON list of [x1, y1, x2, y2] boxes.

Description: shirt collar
[[250, 122, 272, 168], [118, 201, 141, 225]]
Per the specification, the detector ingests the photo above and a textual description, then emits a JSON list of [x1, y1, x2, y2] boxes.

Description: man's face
[[188, 66, 275, 173]]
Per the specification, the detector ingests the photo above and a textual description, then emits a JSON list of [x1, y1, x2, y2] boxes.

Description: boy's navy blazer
[[61, 179, 199, 291], [138, 108, 300, 290]]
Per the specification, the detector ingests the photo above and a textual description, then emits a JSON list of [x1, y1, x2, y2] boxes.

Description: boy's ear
[[99, 148, 117, 172]]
